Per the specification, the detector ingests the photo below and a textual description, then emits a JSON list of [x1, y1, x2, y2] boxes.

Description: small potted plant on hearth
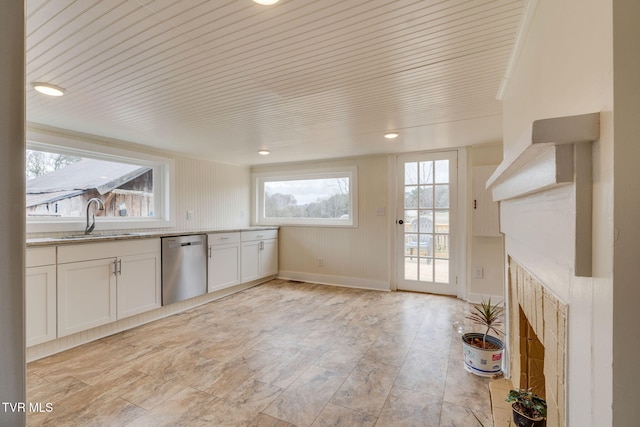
[[506, 388, 547, 427], [461, 298, 505, 377]]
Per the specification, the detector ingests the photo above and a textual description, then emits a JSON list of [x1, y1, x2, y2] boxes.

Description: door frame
[[388, 148, 468, 299]]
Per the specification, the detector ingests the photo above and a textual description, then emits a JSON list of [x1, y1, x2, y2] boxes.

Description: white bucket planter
[[462, 332, 504, 377]]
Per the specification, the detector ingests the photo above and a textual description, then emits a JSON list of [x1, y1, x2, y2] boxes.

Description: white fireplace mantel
[[486, 112, 600, 201], [487, 112, 600, 277]]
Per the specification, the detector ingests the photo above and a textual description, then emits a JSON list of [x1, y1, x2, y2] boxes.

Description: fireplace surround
[[508, 257, 567, 426]]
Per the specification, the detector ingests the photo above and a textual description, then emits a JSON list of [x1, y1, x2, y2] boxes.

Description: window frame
[[26, 128, 175, 233], [253, 166, 358, 227]]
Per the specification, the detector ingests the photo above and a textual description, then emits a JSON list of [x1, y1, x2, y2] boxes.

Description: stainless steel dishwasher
[[161, 234, 207, 305]]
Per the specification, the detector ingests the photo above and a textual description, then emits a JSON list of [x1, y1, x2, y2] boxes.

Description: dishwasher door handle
[[181, 241, 202, 246]]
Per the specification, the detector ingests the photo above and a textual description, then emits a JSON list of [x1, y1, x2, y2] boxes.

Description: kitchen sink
[[58, 232, 138, 239]]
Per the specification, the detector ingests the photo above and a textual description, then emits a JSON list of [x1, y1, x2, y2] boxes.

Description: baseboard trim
[[277, 271, 390, 292], [466, 292, 505, 305]]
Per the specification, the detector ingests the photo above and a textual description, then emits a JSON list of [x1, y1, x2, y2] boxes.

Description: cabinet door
[[26, 265, 57, 346], [472, 165, 501, 237], [260, 239, 278, 277], [209, 244, 240, 292], [117, 252, 161, 319], [241, 241, 261, 282], [57, 258, 117, 337]]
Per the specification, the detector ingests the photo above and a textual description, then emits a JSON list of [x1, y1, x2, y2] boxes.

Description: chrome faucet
[[85, 198, 105, 234]]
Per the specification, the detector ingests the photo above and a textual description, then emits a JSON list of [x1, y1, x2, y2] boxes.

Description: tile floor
[[27, 279, 497, 426]]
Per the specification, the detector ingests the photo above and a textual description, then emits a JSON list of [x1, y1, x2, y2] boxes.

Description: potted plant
[[461, 298, 505, 377], [506, 388, 547, 427]]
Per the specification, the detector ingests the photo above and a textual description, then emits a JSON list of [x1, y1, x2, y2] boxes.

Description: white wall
[[252, 156, 390, 290], [173, 156, 250, 230], [500, 1, 614, 425]]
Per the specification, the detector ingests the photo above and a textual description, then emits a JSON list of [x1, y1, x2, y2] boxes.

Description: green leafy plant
[[506, 388, 547, 420], [465, 298, 504, 348]]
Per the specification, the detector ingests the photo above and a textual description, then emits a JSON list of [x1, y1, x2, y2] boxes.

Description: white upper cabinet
[[472, 165, 501, 237]]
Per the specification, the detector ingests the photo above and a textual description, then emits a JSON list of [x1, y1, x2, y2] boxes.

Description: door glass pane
[[419, 186, 433, 208], [434, 185, 449, 208], [435, 160, 449, 184], [404, 209, 418, 225], [419, 161, 434, 184], [434, 259, 449, 284], [405, 162, 418, 185], [405, 257, 418, 280], [419, 259, 433, 282], [418, 211, 433, 232], [404, 187, 418, 209]]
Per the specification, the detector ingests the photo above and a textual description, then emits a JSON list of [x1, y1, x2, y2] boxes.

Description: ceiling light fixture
[[253, 0, 279, 5], [384, 132, 399, 139], [258, 149, 270, 155], [32, 82, 65, 97]]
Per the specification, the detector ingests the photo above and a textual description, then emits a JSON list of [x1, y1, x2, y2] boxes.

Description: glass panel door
[[397, 151, 457, 295]]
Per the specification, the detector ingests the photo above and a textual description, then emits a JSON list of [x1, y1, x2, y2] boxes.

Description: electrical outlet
[[474, 266, 484, 279], [187, 210, 194, 221], [318, 257, 324, 267]]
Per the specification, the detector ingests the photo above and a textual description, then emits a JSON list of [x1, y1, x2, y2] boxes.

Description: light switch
[[375, 207, 385, 216]]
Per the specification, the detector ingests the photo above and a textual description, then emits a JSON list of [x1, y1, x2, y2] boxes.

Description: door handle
[[397, 219, 404, 225]]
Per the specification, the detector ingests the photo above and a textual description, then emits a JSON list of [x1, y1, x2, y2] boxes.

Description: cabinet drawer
[[208, 232, 240, 245], [241, 229, 278, 242], [58, 238, 160, 263], [26, 247, 56, 267]]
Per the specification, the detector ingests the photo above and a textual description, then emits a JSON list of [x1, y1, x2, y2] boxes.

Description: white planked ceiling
[[26, 0, 524, 165]]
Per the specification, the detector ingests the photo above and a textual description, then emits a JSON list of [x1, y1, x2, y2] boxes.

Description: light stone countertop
[[26, 226, 279, 247]]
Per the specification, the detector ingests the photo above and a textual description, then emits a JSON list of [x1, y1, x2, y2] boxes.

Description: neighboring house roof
[[26, 158, 151, 207]]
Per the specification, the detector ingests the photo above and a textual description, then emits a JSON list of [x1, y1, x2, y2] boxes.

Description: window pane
[[26, 149, 154, 218], [264, 177, 350, 219]]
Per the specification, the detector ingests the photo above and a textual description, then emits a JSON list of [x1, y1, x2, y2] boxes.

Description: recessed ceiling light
[[32, 82, 65, 97], [384, 132, 399, 139], [258, 149, 270, 155], [253, 0, 279, 5]]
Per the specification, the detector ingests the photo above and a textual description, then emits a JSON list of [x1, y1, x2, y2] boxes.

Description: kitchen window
[[26, 129, 174, 233], [253, 167, 358, 227]]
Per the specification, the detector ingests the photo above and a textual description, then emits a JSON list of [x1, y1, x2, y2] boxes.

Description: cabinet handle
[[220, 236, 229, 240], [257, 234, 264, 238], [113, 260, 118, 276], [208, 246, 212, 258], [259, 241, 264, 250], [117, 259, 122, 275]]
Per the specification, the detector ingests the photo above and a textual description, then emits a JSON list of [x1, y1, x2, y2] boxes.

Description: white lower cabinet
[[26, 247, 57, 346], [117, 252, 161, 319], [208, 232, 241, 292], [57, 239, 161, 337], [57, 258, 117, 337], [241, 230, 278, 282]]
